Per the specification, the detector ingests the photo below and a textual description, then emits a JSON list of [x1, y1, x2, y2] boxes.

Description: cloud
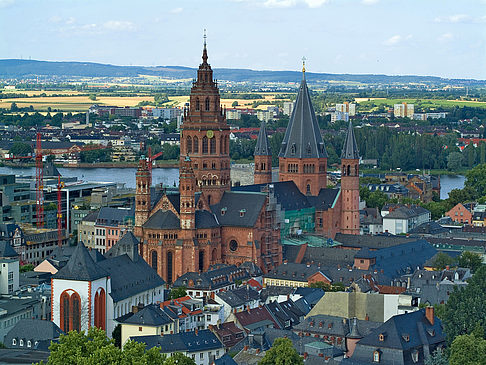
[[103, 20, 135, 31], [434, 14, 486, 23], [65, 17, 76, 25], [0, 0, 15, 7], [170, 7, 183, 13], [362, 0, 379, 4], [383, 34, 412, 46], [49, 15, 62, 23], [262, 0, 328, 8], [438, 32, 453, 42], [303, 0, 329, 7]]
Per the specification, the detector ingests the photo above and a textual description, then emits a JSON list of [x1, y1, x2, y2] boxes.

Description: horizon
[[0, 0, 484, 80]]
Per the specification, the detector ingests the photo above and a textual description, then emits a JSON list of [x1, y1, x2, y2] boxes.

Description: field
[[0, 89, 290, 112], [356, 97, 486, 111]]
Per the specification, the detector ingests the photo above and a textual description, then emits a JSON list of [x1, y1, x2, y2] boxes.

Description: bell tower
[[180, 31, 231, 206], [134, 159, 151, 237], [254, 121, 272, 185], [179, 155, 196, 232], [340, 121, 360, 235]]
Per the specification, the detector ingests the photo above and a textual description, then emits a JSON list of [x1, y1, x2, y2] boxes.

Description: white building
[[0, 241, 19, 295], [283, 101, 295, 116], [394, 103, 414, 118], [382, 205, 430, 235], [336, 102, 356, 116], [50, 233, 165, 337]]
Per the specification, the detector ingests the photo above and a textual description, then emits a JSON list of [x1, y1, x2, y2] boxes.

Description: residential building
[[160, 296, 206, 333], [282, 101, 294, 116], [336, 102, 356, 116], [0, 241, 19, 295], [360, 207, 383, 235], [5, 319, 63, 351], [215, 286, 260, 321], [382, 205, 431, 235], [446, 203, 473, 224], [393, 103, 414, 118]]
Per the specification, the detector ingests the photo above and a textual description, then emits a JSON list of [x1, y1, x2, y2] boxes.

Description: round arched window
[[229, 240, 238, 252]]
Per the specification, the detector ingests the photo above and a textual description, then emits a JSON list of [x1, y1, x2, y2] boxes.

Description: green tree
[[465, 163, 486, 199], [432, 252, 455, 270], [447, 152, 464, 172], [19, 264, 34, 273], [443, 266, 486, 345], [38, 327, 193, 365], [112, 324, 121, 348], [425, 348, 448, 365], [88, 94, 97, 101], [169, 287, 187, 299], [458, 251, 483, 273], [449, 332, 486, 365], [259, 337, 303, 365], [232, 101, 239, 107], [9, 141, 32, 156]]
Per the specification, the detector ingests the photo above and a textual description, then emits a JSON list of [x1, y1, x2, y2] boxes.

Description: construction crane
[[147, 146, 163, 187], [35, 132, 44, 228], [57, 175, 64, 248]]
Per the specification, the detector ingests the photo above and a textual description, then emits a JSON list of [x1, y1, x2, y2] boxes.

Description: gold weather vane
[[302, 56, 306, 73]]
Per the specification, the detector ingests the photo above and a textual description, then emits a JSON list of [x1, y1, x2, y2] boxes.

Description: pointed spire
[[254, 121, 271, 156], [279, 63, 327, 159], [341, 121, 360, 159], [302, 56, 306, 78], [202, 29, 208, 64]]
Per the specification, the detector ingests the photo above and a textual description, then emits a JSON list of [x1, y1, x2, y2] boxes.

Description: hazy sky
[[1, 0, 485, 79]]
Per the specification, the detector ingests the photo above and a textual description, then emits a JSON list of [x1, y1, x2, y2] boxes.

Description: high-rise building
[[394, 103, 414, 118], [336, 102, 356, 116]]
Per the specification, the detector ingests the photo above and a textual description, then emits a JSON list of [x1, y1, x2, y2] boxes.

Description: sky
[[0, 0, 485, 79]]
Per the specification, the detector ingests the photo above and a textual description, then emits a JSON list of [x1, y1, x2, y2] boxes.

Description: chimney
[[256, 348, 260, 354], [365, 314, 369, 321], [244, 345, 249, 351], [425, 306, 434, 326], [303, 352, 308, 360], [195, 328, 199, 336], [132, 305, 139, 314]]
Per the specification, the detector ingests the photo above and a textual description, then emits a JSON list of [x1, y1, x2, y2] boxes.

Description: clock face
[[206, 130, 214, 139]]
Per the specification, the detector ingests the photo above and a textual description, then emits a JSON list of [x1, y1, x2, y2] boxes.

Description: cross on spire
[[202, 29, 208, 63], [203, 29, 207, 48], [302, 56, 306, 73]]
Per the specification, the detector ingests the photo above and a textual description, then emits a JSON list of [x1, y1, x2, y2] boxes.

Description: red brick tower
[[254, 121, 272, 185], [179, 155, 196, 231], [340, 121, 360, 235], [180, 33, 231, 206], [278, 63, 328, 196], [134, 159, 150, 237]]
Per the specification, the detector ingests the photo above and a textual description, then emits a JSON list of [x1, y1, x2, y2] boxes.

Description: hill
[[0, 59, 484, 86]]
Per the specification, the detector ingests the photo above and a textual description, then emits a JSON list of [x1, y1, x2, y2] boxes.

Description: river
[[0, 166, 465, 198]]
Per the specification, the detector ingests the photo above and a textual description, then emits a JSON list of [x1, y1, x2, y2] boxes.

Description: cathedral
[[134, 40, 360, 283]]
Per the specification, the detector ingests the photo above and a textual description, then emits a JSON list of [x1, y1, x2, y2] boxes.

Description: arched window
[[167, 251, 173, 284], [225, 136, 229, 154], [193, 136, 199, 153], [205, 97, 210, 111], [347, 165, 351, 176], [61, 291, 70, 332], [306, 184, 311, 195], [219, 136, 224, 153], [355, 165, 358, 176], [71, 293, 81, 332], [186, 136, 192, 154], [210, 138, 216, 154], [151, 250, 158, 272], [291, 143, 296, 155], [202, 136, 208, 154], [60, 290, 81, 332], [195, 98, 200, 111], [94, 288, 106, 330], [199, 250, 205, 272]]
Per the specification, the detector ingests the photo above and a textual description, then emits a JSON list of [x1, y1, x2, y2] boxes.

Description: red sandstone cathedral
[[134, 40, 360, 283]]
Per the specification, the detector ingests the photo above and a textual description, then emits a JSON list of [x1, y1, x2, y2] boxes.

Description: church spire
[[202, 29, 208, 64], [254, 121, 271, 156], [341, 121, 360, 160]]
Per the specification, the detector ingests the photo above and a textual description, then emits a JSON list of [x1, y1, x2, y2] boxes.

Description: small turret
[[254, 121, 272, 185]]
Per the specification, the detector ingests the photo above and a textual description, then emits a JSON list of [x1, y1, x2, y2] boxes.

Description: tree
[[465, 163, 486, 199], [38, 327, 194, 365], [164, 352, 196, 365], [458, 251, 483, 273], [232, 101, 239, 107], [447, 152, 464, 172], [112, 324, 121, 348], [449, 332, 486, 365], [20, 264, 34, 273], [425, 348, 448, 365], [259, 337, 303, 365], [443, 266, 486, 345], [432, 252, 455, 270], [9, 141, 32, 156], [88, 94, 97, 101], [169, 287, 187, 299]]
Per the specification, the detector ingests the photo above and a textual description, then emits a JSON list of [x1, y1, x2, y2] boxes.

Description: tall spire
[[202, 29, 208, 64], [254, 121, 271, 156], [302, 56, 306, 78], [341, 121, 360, 159]]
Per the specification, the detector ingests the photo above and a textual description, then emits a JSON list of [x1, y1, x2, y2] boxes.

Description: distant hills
[[0, 59, 484, 86]]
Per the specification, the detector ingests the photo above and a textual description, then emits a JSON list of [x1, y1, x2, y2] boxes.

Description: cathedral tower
[[134, 159, 150, 237], [279, 63, 328, 196], [340, 121, 360, 235], [254, 121, 272, 185], [180, 33, 231, 206], [179, 156, 196, 232]]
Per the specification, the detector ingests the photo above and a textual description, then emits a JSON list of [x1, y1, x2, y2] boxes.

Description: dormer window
[[291, 143, 296, 155], [411, 349, 419, 363], [373, 350, 381, 362], [240, 209, 246, 217], [221, 207, 227, 216], [379, 333, 385, 341], [402, 334, 409, 342], [12, 339, 16, 346]]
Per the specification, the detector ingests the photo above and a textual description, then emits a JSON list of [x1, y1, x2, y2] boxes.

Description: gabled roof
[[307, 188, 339, 211], [341, 121, 360, 159], [131, 329, 223, 353], [54, 242, 108, 281], [234, 306, 281, 330], [195, 210, 219, 229], [279, 74, 327, 159], [119, 304, 173, 326], [143, 209, 180, 229], [211, 191, 266, 228], [104, 231, 139, 261], [216, 287, 260, 308], [254, 121, 271, 156]]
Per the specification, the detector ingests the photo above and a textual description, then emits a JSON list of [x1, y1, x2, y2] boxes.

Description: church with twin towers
[[134, 38, 360, 283]]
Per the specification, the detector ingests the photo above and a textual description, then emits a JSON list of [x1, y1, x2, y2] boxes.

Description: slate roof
[[54, 242, 109, 281], [5, 319, 63, 350], [211, 191, 266, 228], [307, 188, 340, 211], [341, 121, 360, 159], [409, 221, 448, 235], [96, 207, 133, 227], [119, 304, 173, 326], [254, 121, 271, 156], [82, 210, 98, 223], [264, 262, 323, 282], [0, 240, 18, 258], [104, 231, 139, 260], [142, 209, 180, 229], [216, 287, 260, 308], [279, 74, 327, 159], [384, 205, 430, 220], [212, 322, 246, 349], [173, 264, 250, 291], [233, 181, 312, 211], [294, 287, 325, 307], [334, 233, 411, 250], [354, 309, 445, 351], [239, 261, 264, 277], [195, 210, 219, 229], [266, 300, 305, 329], [0, 349, 50, 364], [131, 329, 223, 353], [97, 254, 165, 302], [214, 353, 238, 365], [166, 193, 180, 214]]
